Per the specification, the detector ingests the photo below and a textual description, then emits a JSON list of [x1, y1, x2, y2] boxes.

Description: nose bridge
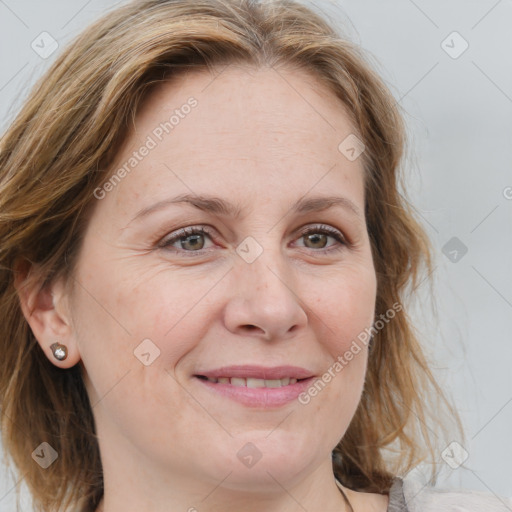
[[235, 232, 290, 296], [243, 252, 290, 299], [224, 231, 307, 340]]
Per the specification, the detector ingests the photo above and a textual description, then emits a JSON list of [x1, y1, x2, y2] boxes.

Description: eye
[[294, 224, 348, 253], [158, 226, 215, 255], [157, 223, 348, 257]]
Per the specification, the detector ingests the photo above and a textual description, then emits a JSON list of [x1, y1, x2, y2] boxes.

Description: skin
[[19, 64, 388, 512]]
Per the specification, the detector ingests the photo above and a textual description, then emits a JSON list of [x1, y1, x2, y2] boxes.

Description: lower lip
[[194, 376, 316, 408]]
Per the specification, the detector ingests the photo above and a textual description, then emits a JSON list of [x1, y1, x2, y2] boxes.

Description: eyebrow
[[129, 193, 363, 223]]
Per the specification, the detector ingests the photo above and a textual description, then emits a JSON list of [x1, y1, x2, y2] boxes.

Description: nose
[[223, 250, 308, 341]]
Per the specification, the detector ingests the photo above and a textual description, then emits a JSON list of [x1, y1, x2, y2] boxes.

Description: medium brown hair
[[0, 0, 464, 510]]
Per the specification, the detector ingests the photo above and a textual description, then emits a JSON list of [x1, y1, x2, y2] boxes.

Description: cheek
[[70, 267, 205, 439], [118, 268, 222, 359], [314, 265, 377, 354], [72, 260, 227, 404], [306, 271, 375, 419]]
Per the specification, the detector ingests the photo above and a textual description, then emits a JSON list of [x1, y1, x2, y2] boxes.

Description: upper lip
[[195, 365, 315, 380]]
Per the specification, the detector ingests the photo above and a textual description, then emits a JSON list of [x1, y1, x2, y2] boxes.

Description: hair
[[0, 0, 465, 510]]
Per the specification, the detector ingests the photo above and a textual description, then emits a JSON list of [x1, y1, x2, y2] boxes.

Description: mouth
[[194, 375, 308, 387], [192, 365, 316, 408]]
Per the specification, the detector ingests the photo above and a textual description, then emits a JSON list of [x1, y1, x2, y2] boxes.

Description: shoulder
[[401, 475, 512, 512]]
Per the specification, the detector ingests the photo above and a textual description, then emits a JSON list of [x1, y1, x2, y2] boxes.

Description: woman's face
[[67, 64, 377, 493]]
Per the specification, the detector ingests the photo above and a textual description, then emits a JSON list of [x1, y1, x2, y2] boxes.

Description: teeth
[[203, 376, 300, 387], [264, 379, 283, 388], [246, 378, 266, 388]]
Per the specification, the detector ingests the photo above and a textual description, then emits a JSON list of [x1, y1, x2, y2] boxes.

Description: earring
[[50, 342, 68, 361]]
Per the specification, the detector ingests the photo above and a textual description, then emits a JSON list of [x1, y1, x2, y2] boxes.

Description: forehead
[[105, 63, 365, 217], [135, 63, 358, 150]]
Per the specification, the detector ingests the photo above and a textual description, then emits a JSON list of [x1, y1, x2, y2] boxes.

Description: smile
[[196, 375, 300, 387], [193, 374, 316, 408]]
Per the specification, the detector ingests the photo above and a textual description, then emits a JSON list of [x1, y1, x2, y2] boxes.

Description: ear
[[13, 259, 81, 369]]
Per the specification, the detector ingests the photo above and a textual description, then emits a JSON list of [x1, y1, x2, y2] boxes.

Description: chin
[[201, 436, 319, 492]]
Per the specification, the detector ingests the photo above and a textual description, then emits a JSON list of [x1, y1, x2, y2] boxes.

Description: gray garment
[[336, 476, 512, 511], [400, 474, 512, 511], [387, 477, 408, 511]]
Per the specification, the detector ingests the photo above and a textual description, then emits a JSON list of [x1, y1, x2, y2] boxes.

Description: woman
[[0, 0, 510, 511]]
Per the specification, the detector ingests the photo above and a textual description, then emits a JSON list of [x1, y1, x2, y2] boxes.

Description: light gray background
[[1, 0, 511, 510]]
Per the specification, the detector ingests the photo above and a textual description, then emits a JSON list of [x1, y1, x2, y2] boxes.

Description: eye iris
[[305, 233, 328, 249], [181, 233, 205, 250]]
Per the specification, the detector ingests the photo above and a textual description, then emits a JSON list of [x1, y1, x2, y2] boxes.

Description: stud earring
[[50, 342, 68, 361]]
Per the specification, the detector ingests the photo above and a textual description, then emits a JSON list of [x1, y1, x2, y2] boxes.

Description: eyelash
[[157, 224, 349, 257]]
